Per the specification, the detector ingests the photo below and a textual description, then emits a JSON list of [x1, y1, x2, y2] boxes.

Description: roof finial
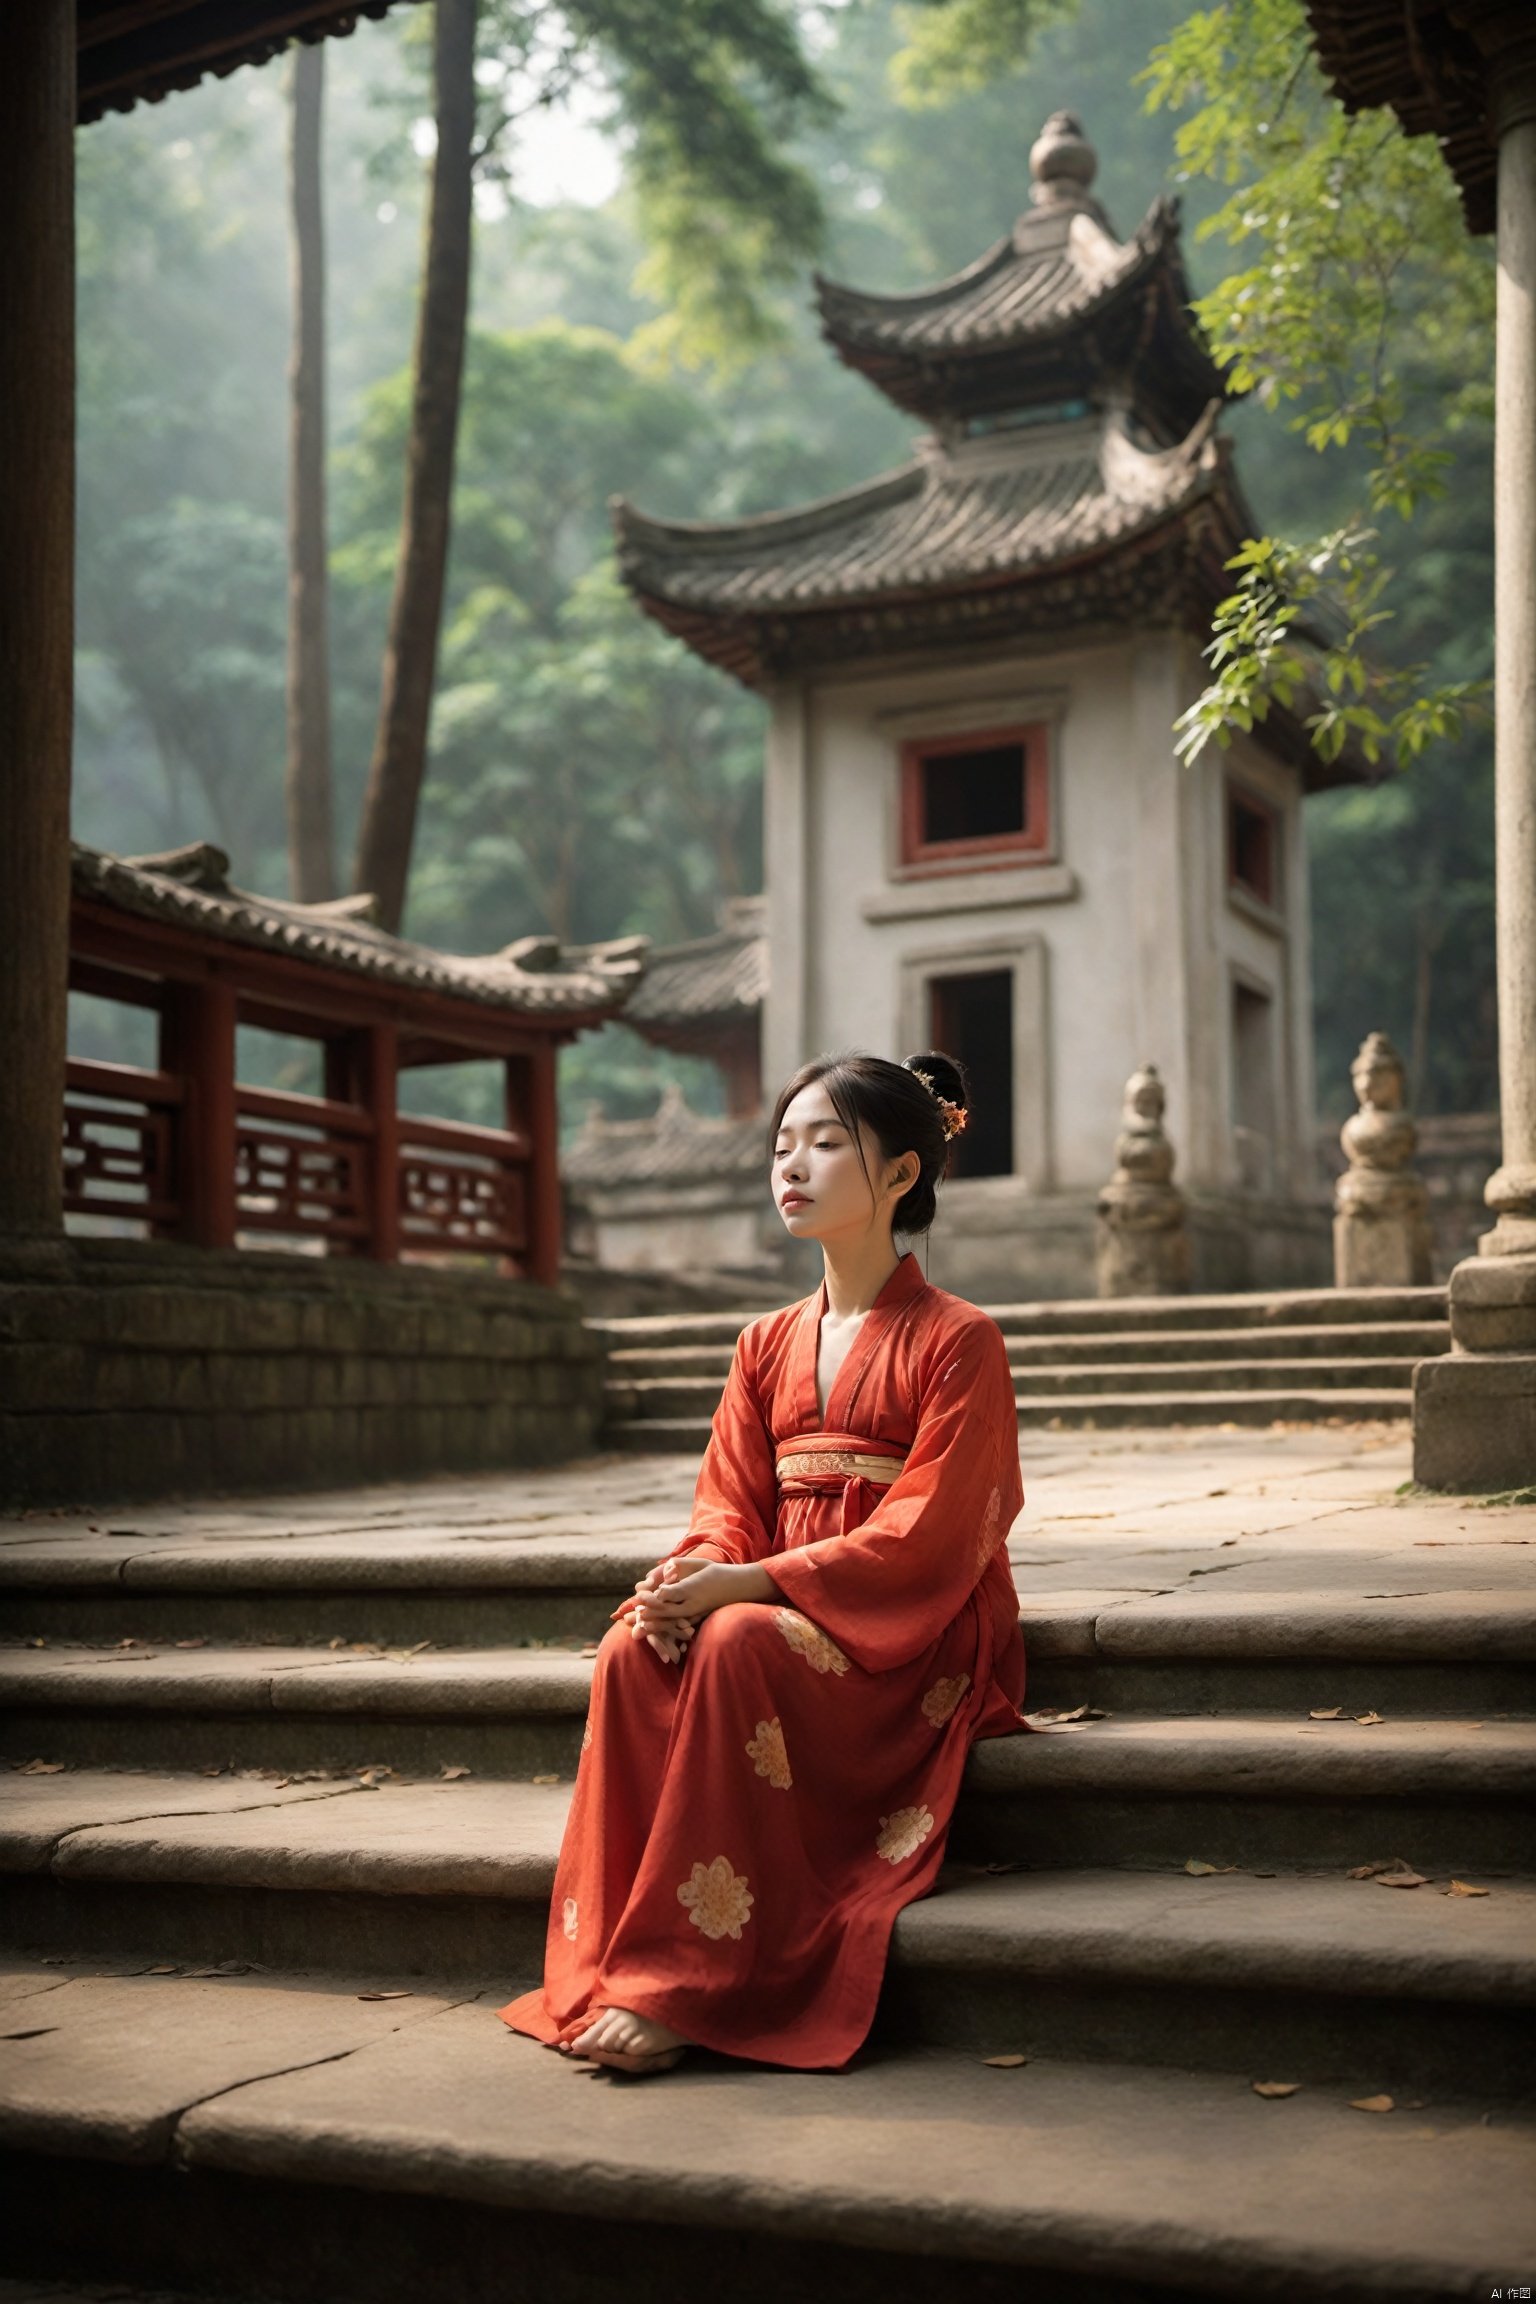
[[1029, 110, 1097, 207]]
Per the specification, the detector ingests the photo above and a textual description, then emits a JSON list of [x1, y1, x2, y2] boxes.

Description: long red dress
[[500, 1252, 1025, 2070]]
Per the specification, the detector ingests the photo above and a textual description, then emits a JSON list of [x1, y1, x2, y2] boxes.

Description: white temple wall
[[755, 627, 1330, 1298]]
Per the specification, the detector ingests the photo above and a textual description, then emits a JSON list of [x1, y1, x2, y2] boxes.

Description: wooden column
[[365, 1022, 400, 1263], [162, 984, 238, 1249], [511, 1046, 563, 1288], [0, 0, 74, 1243]]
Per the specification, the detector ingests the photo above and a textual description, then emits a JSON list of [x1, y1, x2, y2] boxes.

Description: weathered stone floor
[[2, 1426, 1532, 2302]]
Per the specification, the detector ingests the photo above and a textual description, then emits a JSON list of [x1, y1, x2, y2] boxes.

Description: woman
[[499, 1050, 1025, 2075]]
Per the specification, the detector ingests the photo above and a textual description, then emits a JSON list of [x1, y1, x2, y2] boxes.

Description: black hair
[[768, 1049, 970, 1236]]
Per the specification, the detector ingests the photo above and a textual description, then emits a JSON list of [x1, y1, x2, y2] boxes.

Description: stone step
[[602, 1323, 1451, 1388], [1013, 1358, 1419, 1396], [1014, 1388, 1414, 1428], [4, 1647, 1532, 1864], [0, 1532, 661, 1648], [5, 1963, 1530, 2304], [2, 1775, 1530, 2097], [589, 1288, 1449, 1359], [5, 1657, 1531, 1864], [1005, 1323, 1448, 1367]]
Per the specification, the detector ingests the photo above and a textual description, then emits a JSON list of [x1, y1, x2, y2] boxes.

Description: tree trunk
[[352, 0, 477, 933], [0, 0, 74, 1247], [285, 38, 336, 904]]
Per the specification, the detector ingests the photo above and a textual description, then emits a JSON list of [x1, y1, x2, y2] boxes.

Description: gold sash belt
[[776, 1447, 908, 1488]]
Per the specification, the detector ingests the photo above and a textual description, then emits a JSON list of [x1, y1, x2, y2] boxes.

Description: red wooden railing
[[63, 1058, 535, 1274]]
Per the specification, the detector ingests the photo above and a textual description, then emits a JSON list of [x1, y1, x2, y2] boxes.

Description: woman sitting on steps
[[499, 1050, 1027, 2075]]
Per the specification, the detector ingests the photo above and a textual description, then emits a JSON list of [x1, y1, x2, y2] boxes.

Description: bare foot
[[569, 2005, 690, 2075]]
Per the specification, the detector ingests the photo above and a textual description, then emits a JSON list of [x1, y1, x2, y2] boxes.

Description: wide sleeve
[[766, 1314, 1022, 1673], [668, 1327, 778, 1568]]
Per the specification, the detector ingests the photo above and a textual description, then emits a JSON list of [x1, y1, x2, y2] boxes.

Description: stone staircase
[[596, 1286, 1451, 1449], [1, 1464, 1532, 2301]]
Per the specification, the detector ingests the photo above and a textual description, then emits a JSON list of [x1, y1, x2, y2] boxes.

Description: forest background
[[72, 0, 1496, 1140]]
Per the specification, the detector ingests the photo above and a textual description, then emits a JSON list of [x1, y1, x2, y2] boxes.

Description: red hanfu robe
[[500, 1252, 1025, 2070]]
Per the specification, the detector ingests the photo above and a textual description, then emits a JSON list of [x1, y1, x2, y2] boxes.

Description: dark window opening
[[922, 745, 1027, 845], [900, 722, 1050, 870], [929, 970, 1013, 1179], [1229, 789, 1277, 907]]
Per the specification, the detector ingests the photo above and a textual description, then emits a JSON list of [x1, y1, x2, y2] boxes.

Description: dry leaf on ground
[[147, 1964, 178, 1975], [1346, 1862, 1395, 1878], [1184, 1859, 1237, 1876], [1354, 1711, 1385, 1725], [1375, 1869, 1428, 1889], [1252, 2081, 1301, 2098], [174, 1638, 207, 1650], [1350, 2094, 1395, 2114], [983, 2054, 1027, 2068], [358, 1990, 412, 2002], [440, 1764, 471, 1781], [19, 1760, 65, 1775], [531, 1773, 561, 1785], [1309, 1708, 1343, 1720], [1447, 1879, 1490, 1897]]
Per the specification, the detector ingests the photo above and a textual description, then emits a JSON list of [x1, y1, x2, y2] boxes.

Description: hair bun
[[901, 1051, 968, 1111]]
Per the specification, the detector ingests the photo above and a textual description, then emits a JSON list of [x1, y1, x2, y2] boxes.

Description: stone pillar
[[1415, 66, 1536, 1489], [0, 0, 74, 1260], [1096, 1064, 1191, 1297], [1333, 1034, 1432, 1287]]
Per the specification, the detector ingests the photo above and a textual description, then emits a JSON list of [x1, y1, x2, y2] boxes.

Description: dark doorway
[[1231, 982, 1276, 1190], [929, 970, 1014, 1177]]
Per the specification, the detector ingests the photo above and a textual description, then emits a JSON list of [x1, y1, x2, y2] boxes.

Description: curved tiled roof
[[77, 2, 415, 126], [1303, 0, 1505, 237], [564, 1089, 766, 1192], [72, 842, 643, 1021], [625, 904, 767, 1032], [617, 405, 1230, 625], [815, 196, 1228, 435]]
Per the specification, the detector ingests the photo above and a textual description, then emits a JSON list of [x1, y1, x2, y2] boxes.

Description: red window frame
[[898, 722, 1051, 875], [1227, 781, 1280, 910]]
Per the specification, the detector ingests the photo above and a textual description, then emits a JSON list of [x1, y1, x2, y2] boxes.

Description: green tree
[[352, 0, 832, 931]]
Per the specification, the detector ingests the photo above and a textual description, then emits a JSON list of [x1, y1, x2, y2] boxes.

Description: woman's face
[[772, 1085, 918, 1245]]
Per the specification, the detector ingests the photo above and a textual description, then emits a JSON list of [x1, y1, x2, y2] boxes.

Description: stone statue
[[1333, 1032, 1433, 1287], [1096, 1063, 1191, 1297]]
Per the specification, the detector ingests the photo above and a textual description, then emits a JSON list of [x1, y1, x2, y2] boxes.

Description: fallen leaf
[[983, 1861, 1017, 1875], [1252, 1870, 1277, 1879], [580, 1644, 600, 1658], [1354, 1711, 1385, 1726], [1309, 1707, 1343, 1720], [147, 1964, 178, 1975], [1350, 2094, 1395, 2114], [983, 2054, 1027, 2068], [1251, 2081, 1301, 2099], [201, 1767, 223, 1778], [439, 1764, 471, 1781], [1447, 1879, 1490, 1897], [356, 1769, 390, 1789], [1184, 1859, 1237, 1876], [175, 1638, 207, 1650], [531, 1773, 561, 1785], [0, 2026, 59, 2041], [1346, 1863, 1391, 1879], [1375, 1869, 1428, 1889], [357, 1990, 412, 2002], [328, 1637, 348, 1650], [19, 1760, 65, 1775]]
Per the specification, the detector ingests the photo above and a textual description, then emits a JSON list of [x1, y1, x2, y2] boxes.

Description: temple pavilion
[[611, 110, 1365, 1298]]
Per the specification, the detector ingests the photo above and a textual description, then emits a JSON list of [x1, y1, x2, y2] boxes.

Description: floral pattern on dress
[[774, 1607, 850, 1676], [745, 1715, 792, 1789], [876, 1803, 935, 1863], [562, 1896, 579, 1942], [677, 1855, 754, 1941], [921, 1672, 971, 1728]]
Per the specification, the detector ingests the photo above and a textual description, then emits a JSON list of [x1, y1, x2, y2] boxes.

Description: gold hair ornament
[[908, 1068, 969, 1142]]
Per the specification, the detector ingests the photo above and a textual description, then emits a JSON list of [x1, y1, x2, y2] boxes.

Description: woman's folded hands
[[616, 1555, 777, 1663]]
